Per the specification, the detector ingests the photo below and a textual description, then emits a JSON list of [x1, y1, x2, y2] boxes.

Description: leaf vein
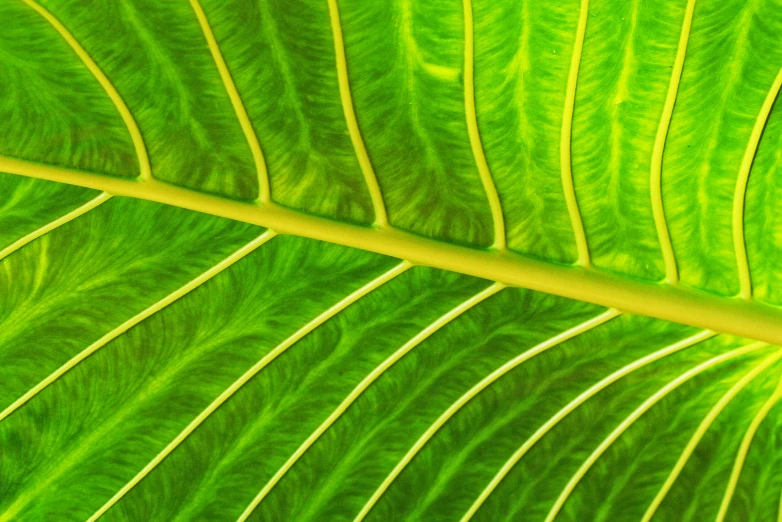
[[0, 191, 110, 262], [560, 0, 591, 266], [235, 281, 505, 521], [463, 0, 506, 250], [353, 308, 621, 522], [732, 67, 782, 300], [462, 328, 716, 522], [0, 230, 276, 428], [716, 361, 782, 521], [641, 349, 782, 522], [543, 340, 768, 522], [22, 0, 151, 181], [83, 260, 411, 522], [326, 0, 388, 227], [189, 0, 270, 202], [649, 0, 696, 284]]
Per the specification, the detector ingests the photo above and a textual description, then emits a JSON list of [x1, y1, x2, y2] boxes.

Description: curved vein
[[0, 192, 110, 261], [543, 341, 767, 522], [642, 349, 782, 522], [0, 230, 276, 426], [85, 260, 411, 522], [716, 365, 782, 521], [353, 308, 621, 522], [462, 328, 716, 522], [189, 0, 270, 202], [326, 0, 388, 227], [463, 0, 506, 250], [650, 0, 696, 284], [732, 67, 782, 300], [22, 0, 151, 181], [236, 282, 505, 522], [560, 0, 590, 266]]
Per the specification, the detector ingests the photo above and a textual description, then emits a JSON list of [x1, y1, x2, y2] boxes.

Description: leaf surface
[[1, 0, 782, 520]]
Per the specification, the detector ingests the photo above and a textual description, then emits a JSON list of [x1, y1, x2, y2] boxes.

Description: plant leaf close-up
[[1, 0, 782, 520]]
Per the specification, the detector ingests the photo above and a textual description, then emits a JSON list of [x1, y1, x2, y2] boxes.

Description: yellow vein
[[236, 282, 504, 522], [716, 365, 782, 522], [354, 308, 620, 522], [641, 349, 782, 522], [189, 0, 270, 203], [779, 489, 782, 522], [462, 0, 506, 250], [22, 0, 151, 181], [0, 230, 277, 425], [650, 0, 696, 284], [326, 0, 388, 227], [9, 156, 782, 345], [462, 328, 715, 522], [0, 192, 110, 261], [560, 0, 590, 266], [732, 67, 782, 300], [543, 341, 766, 522], [86, 260, 410, 522]]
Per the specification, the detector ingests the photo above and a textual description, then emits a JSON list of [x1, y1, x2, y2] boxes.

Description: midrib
[[2, 154, 782, 346]]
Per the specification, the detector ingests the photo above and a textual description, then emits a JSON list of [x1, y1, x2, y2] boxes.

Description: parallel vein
[[326, 0, 388, 227], [641, 350, 782, 522], [353, 308, 621, 522], [85, 260, 411, 522], [732, 67, 782, 300], [650, 0, 696, 284], [462, 329, 716, 522], [0, 231, 277, 522], [236, 282, 505, 522], [0, 192, 110, 261], [0, 230, 277, 426], [463, 0, 506, 250], [543, 341, 767, 522], [189, 0, 270, 202], [716, 367, 782, 521], [22, 0, 151, 181]]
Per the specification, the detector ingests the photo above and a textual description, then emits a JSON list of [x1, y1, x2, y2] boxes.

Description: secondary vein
[[354, 308, 621, 522], [0, 192, 110, 261], [0, 230, 277, 522], [189, 0, 270, 203], [326, 0, 388, 227], [22, 0, 151, 181], [650, 0, 696, 284], [732, 67, 782, 300], [543, 340, 767, 522], [462, 328, 716, 522], [83, 260, 411, 522], [560, 0, 590, 266], [0, 230, 276, 427], [716, 365, 782, 522], [462, 0, 506, 250], [641, 349, 782, 522], [236, 281, 504, 522]]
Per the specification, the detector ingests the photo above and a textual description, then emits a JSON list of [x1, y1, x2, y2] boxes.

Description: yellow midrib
[[3, 154, 782, 347]]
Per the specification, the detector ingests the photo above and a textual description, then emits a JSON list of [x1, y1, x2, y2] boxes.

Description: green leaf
[[1, 0, 781, 520]]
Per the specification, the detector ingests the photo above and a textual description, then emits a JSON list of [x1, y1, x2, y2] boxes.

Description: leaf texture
[[1, 0, 782, 521]]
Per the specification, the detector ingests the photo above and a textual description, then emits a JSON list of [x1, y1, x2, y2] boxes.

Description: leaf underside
[[1, 0, 782, 521]]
